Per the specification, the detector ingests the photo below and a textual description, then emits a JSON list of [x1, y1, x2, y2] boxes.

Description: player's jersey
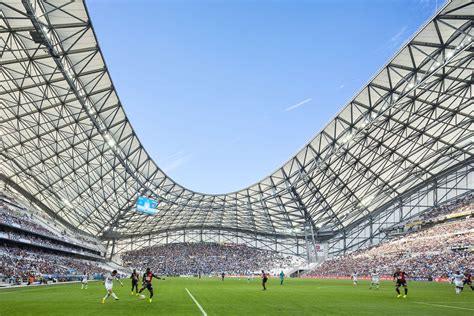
[[143, 272, 154, 284], [82, 274, 88, 282], [352, 273, 358, 279], [131, 272, 139, 282], [465, 273, 472, 281], [104, 273, 116, 286], [371, 273, 380, 281], [451, 273, 464, 283], [393, 271, 407, 282], [262, 273, 267, 280]]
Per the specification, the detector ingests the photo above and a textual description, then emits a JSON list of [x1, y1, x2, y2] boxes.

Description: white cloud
[[374, 26, 409, 54], [284, 98, 312, 112], [389, 26, 408, 46], [162, 152, 193, 172]]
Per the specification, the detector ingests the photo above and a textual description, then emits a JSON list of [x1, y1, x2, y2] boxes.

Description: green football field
[[0, 278, 472, 316]]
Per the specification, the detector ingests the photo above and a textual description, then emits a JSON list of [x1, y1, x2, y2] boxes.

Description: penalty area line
[[414, 302, 474, 311], [185, 288, 208, 316]]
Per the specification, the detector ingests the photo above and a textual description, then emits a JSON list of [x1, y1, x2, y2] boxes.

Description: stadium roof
[[0, 0, 472, 241]]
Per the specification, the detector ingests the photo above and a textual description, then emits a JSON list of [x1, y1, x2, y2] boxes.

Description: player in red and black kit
[[463, 271, 474, 291], [130, 269, 139, 295], [393, 268, 408, 298], [138, 268, 162, 303], [261, 270, 268, 291]]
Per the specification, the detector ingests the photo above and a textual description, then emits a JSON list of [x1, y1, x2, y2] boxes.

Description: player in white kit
[[451, 271, 464, 295], [81, 272, 88, 289], [102, 270, 123, 303], [351, 272, 358, 286], [369, 270, 380, 290]]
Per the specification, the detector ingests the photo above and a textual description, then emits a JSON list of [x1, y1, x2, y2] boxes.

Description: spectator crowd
[[0, 195, 102, 254], [0, 244, 107, 282], [307, 199, 473, 279], [122, 242, 301, 276]]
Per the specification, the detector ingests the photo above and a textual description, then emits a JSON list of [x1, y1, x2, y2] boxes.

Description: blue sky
[[87, 0, 442, 194]]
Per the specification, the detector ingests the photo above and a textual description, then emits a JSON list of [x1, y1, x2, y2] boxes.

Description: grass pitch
[[0, 278, 472, 315]]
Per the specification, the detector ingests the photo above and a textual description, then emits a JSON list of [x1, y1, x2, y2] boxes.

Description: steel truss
[[0, 0, 472, 259]]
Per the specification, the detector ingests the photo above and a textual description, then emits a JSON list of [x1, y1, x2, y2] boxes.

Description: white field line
[[185, 288, 208, 316], [414, 301, 474, 311]]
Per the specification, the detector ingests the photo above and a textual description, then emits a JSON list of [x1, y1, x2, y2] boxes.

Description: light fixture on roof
[[66, 68, 74, 79], [445, 51, 454, 60], [342, 132, 353, 144], [359, 118, 368, 129], [359, 195, 374, 207], [407, 82, 414, 89], [62, 199, 72, 208], [104, 133, 116, 148]]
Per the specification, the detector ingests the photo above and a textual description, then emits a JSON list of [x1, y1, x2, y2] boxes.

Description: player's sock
[[396, 288, 400, 295], [404, 288, 408, 295], [103, 293, 110, 301], [111, 293, 119, 300]]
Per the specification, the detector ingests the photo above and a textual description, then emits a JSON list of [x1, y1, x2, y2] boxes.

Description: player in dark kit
[[261, 270, 268, 291], [393, 268, 408, 298], [130, 269, 139, 295], [138, 268, 162, 303], [463, 271, 474, 291], [221, 272, 225, 282]]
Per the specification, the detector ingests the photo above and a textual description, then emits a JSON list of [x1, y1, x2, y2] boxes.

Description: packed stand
[[122, 242, 297, 276], [0, 244, 107, 283], [306, 202, 473, 279], [0, 230, 100, 257], [0, 194, 103, 253], [421, 193, 473, 222]]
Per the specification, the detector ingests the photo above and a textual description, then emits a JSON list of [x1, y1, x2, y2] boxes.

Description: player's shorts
[[105, 283, 113, 291], [371, 280, 379, 284], [396, 280, 407, 287], [454, 280, 463, 288], [353, 278, 358, 282], [143, 282, 153, 290], [82, 280, 88, 284], [262, 278, 268, 283], [463, 279, 472, 285]]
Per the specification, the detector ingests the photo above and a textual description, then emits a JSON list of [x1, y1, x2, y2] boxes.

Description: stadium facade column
[[369, 216, 373, 246], [108, 239, 116, 260]]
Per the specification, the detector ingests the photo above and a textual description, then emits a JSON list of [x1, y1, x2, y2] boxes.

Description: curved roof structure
[[0, 0, 473, 244]]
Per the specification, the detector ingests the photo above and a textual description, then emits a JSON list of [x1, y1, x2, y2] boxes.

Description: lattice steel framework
[[0, 0, 472, 258]]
